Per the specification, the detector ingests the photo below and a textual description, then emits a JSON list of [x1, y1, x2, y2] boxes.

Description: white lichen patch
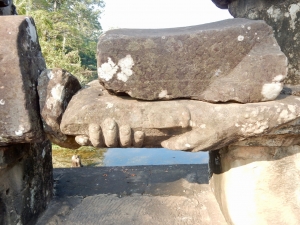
[[47, 71, 54, 80], [15, 125, 25, 136], [288, 105, 296, 113], [267, 6, 281, 22], [185, 143, 191, 148], [215, 69, 221, 76], [30, 188, 35, 209], [247, 26, 251, 30], [241, 121, 269, 135], [237, 35, 244, 41], [25, 17, 37, 43], [42, 148, 46, 158], [51, 84, 64, 102], [277, 109, 297, 123], [261, 75, 285, 101], [117, 55, 134, 82], [106, 102, 114, 109], [158, 90, 170, 99], [200, 124, 206, 129], [0, 99, 5, 105], [98, 57, 118, 81], [289, 3, 300, 30], [273, 74, 285, 82]]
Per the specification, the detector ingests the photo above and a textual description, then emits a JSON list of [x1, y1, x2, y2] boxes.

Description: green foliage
[[15, 0, 104, 84]]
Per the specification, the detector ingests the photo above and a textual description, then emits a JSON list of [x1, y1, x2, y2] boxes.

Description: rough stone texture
[[60, 80, 300, 151], [37, 68, 81, 148], [97, 18, 287, 103], [219, 0, 300, 86], [209, 145, 300, 225], [211, 0, 233, 9], [36, 165, 227, 225], [0, 0, 17, 15], [0, 140, 53, 225], [0, 16, 46, 145]]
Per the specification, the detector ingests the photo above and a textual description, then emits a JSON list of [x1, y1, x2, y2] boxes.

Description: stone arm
[[58, 81, 300, 151]]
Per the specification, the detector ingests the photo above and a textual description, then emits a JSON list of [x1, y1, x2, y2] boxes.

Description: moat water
[[52, 146, 209, 168]]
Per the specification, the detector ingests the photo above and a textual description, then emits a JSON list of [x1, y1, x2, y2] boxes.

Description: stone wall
[[0, 140, 53, 225]]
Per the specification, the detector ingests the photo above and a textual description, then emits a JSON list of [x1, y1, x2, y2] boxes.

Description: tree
[[15, 0, 104, 84]]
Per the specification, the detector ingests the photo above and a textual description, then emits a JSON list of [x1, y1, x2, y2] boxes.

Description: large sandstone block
[[218, 0, 300, 86], [0, 16, 46, 145], [60, 81, 300, 151], [97, 18, 287, 103], [209, 145, 300, 225]]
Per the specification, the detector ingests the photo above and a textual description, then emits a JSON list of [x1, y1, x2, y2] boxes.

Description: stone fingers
[[119, 125, 132, 147], [161, 127, 220, 152], [74, 119, 145, 148], [101, 118, 118, 147]]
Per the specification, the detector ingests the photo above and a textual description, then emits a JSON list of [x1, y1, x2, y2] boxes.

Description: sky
[[100, 0, 233, 31]]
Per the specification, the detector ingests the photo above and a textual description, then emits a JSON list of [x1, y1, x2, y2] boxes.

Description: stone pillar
[[0, 140, 53, 225], [0, 16, 53, 224], [209, 145, 300, 225]]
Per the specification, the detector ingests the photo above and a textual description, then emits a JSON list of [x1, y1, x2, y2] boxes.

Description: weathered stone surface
[[209, 145, 300, 225], [0, 0, 17, 15], [220, 0, 300, 86], [97, 18, 287, 103], [37, 68, 81, 148], [211, 0, 233, 9], [36, 165, 227, 225], [60, 81, 300, 151], [0, 140, 53, 225], [0, 16, 46, 145]]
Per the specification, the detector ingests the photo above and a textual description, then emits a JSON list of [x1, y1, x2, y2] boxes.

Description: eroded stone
[[60, 81, 300, 151], [37, 68, 81, 148], [0, 16, 46, 145], [119, 125, 132, 147], [97, 18, 287, 103]]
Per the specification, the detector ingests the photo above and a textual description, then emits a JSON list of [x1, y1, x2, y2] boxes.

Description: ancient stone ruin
[[1, 0, 300, 224]]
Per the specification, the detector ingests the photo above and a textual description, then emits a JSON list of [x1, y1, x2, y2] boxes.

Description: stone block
[[0, 16, 46, 145], [209, 145, 300, 225], [97, 18, 287, 103], [37, 68, 81, 148]]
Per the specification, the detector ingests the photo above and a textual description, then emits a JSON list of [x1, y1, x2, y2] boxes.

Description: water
[[52, 146, 208, 168]]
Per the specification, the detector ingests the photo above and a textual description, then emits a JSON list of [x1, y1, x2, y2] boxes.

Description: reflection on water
[[52, 145, 208, 168]]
